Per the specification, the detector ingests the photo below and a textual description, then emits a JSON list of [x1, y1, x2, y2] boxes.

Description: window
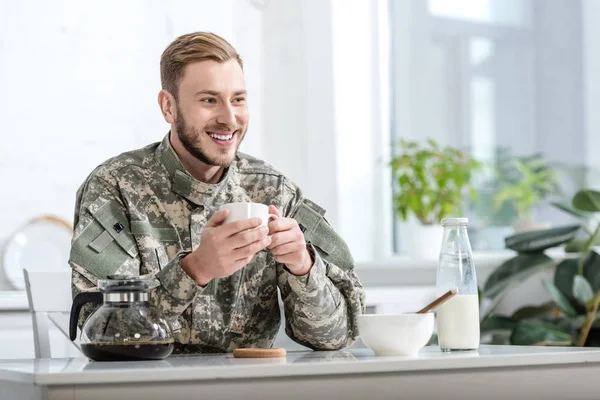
[[389, 0, 599, 253]]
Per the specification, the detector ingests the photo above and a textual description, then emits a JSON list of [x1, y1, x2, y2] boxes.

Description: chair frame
[[22, 268, 80, 358]]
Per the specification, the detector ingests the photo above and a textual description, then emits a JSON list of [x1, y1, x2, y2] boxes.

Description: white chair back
[[22, 268, 81, 358]]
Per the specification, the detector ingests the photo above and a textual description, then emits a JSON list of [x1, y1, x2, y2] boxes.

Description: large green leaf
[[484, 254, 554, 299], [583, 251, 600, 292], [554, 258, 582, 309], [542, 279, 578, 317], [505, 225, 581, 253], [566, 234, 600, 253], [565, 239, 589, 253], [573, 189, 600, 213], [552, 202, 593, 220], [573, 275, 594, 306], [510, 319, 574, 346], [511, 302, 555, 320], [545, 316, 583, 337], [480, 315, 517, 333]]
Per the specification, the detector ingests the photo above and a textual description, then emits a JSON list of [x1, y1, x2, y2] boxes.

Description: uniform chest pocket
[[130, 221, 182, 273]]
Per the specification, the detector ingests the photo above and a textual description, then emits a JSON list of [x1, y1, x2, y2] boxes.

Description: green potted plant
[[493, 155, 559, 233], [390, 138, 482, 258], [472, 147, 519, 227], [479, 189, 600, 347], [469, 147, 521, 251]]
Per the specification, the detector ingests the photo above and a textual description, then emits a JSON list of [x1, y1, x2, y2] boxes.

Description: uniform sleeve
[[69, 174, 202, 329], [276, 179, 366, 350]]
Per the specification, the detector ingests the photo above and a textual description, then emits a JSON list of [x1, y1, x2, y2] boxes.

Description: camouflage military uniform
[[70, 134, 366, 353]]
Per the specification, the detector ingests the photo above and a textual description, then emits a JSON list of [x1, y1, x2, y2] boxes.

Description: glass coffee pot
[[69, 275, 174, 361]]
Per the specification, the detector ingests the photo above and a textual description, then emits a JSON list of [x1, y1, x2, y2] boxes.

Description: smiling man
[[69, 32, 365, 353]]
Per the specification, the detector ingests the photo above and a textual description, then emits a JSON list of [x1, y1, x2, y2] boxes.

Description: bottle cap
[[441, 217, 469, 226]]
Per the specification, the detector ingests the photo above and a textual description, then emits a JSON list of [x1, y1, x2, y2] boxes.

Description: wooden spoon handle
[[416, 288, 458, 314]]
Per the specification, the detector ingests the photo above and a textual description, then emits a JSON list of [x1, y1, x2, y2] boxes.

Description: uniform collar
[[156, 133, 237, 206]]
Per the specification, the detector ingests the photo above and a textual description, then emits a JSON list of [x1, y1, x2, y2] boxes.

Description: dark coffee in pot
[[81, 341, 174, 361]]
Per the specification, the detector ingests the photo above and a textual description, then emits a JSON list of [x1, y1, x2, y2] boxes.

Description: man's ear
[[158, 89, 177, 124]]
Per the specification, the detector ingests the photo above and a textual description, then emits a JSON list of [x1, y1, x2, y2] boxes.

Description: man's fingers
[[268, 230, 302, 249], [233, 235, 272, 259], [206, 209, 230, 228], [268, 205, 281, 218], [231, 226, 269, 249], [270, 242, 303, 256], [220, 217, 263, 237], [268, 216, 294, 234]]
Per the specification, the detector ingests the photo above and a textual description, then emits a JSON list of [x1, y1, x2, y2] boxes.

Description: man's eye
[[233, 97, 246, 103], [202, 98, 217, 104]]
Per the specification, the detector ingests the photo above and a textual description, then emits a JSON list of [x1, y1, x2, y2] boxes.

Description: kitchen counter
[[1, 345, 600, 400]]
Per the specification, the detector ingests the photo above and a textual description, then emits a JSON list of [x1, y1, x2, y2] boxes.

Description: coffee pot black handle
[[69, 292, 103, 341]]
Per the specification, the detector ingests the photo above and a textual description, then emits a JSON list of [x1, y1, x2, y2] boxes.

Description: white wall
[[0, 0, 263, 243], [261, 0, 340, 229], [4, 0, 600, 267], [0, 0, 415, 269], [583, 0, 600, 178], [261, 0, 392, 262], [331, 0, 393, 261]]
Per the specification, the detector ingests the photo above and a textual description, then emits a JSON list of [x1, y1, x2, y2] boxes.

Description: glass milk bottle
[[435, 217, 480, 352]]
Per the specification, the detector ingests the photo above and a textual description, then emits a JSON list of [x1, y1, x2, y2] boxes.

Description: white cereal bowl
[[357, 313, 434, 357]]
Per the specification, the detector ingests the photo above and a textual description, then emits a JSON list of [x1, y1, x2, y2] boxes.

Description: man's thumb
[[268, 205, 281, 217], [206, 209, 229, 227]]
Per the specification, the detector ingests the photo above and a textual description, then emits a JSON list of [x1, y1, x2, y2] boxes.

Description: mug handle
[[265, 214, 278, 236]]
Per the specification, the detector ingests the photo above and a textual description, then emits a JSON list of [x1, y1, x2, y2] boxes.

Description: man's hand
[[267, 205, 313, 276], [181, 209, 272, 286]]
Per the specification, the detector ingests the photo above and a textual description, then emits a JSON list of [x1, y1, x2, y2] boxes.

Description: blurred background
[[2, 0, 600, 356], [2, 0, 599, 263]]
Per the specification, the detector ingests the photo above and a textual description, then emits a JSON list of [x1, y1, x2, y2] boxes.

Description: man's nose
[[216, 103, 237, 127]]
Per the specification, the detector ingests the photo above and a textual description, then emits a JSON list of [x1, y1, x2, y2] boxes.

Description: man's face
[[174, 60, 249, 167]]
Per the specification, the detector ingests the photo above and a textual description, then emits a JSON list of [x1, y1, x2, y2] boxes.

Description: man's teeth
[[208, 132, 233, 141]]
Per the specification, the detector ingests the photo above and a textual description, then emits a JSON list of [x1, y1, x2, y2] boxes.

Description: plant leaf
[[573, 275, 595, 306], [483, 254, 554, 299], [511, 302, 555, 320], [554, 258, 582, 309], [504, 225, 581, 253], [480, 315, 517, 333], [551, 202, 592, 220], [565, 239, 589, 253], [583, 250, 600, 292], [510, 319, 574, 346], [573, 189, 600, 213], [542, 279, 578, 317]]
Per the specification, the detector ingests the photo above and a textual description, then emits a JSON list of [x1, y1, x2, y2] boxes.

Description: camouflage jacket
[[70, 134, 366, 353]]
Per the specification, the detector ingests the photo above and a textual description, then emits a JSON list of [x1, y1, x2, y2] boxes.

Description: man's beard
[[175, 105, 245, 167]]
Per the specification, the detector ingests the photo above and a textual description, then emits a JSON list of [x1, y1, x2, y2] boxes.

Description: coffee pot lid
[[98, 274, 159, 293]]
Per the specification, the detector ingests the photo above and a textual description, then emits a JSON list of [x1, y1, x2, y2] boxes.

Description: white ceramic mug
[[219, 202, 278, 228]]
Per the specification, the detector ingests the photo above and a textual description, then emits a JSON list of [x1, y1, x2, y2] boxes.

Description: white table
[[1, 345, 599, 400]]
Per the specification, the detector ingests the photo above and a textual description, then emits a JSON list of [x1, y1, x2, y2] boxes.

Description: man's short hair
[[160, 32, 243, 98]]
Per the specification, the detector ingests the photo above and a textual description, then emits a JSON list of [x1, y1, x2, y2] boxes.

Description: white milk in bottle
[[435, 218, 480, 351]]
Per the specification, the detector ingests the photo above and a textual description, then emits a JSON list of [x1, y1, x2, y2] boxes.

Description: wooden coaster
[[233, 348, 287, 358]]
